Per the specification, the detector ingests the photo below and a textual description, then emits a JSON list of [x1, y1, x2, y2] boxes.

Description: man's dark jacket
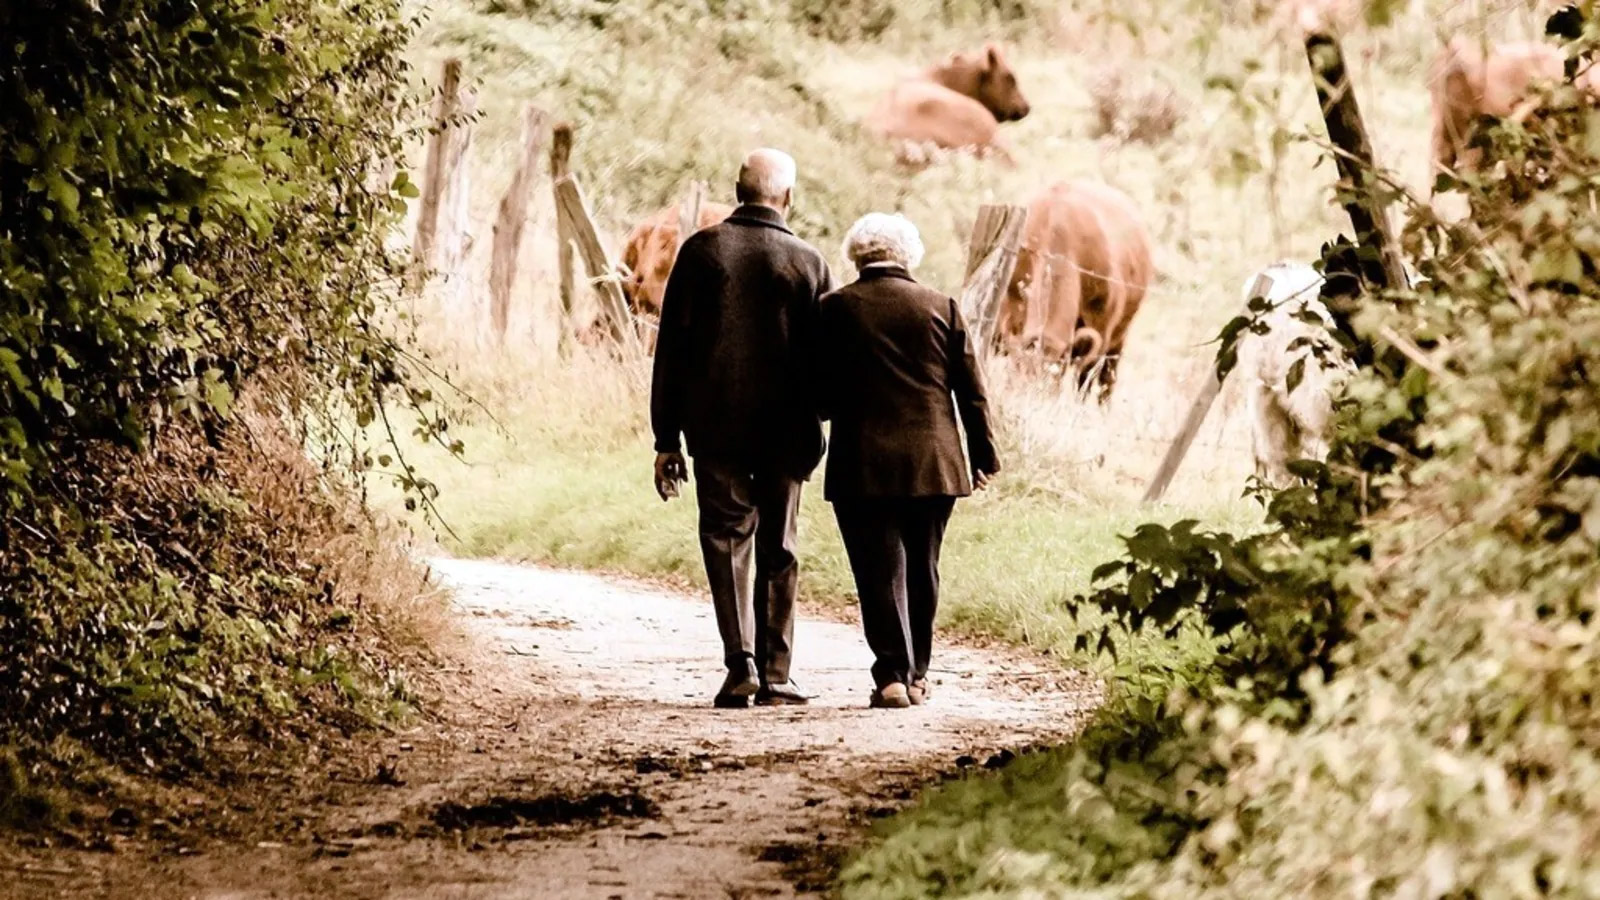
[[816, 265, 999, 502], [651, 204, 834, 479]]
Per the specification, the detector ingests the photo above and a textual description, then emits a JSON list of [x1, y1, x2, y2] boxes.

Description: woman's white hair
[[842, 212, 925, 271]]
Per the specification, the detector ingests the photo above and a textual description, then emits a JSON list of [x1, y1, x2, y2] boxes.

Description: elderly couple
[[650, 148, 999, 710]]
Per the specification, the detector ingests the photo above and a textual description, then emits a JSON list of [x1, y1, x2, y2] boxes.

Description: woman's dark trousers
[[832, 496, 955, 689]]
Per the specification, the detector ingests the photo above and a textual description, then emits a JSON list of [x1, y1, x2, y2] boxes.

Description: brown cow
[[869, 43, 1031, 164], [1430, 36, 1600, 178], [1000, 180, 1153, 402], [618, 201, 735, 320]]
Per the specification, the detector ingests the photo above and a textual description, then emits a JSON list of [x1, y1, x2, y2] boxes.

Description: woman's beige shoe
[[908, 679, 931, 705], [870, 682, 912, 709]]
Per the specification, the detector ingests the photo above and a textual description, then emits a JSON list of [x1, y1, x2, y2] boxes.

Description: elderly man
[[650, 149, 835, 709], [817, 213, 998, 709]]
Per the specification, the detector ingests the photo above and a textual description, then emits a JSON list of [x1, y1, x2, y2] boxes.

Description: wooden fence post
[[488, 105, 548, 342], [553, 173, 639, 356], [440, 92, 476, 303], [677, 181, 707, 249], [1303, 31, 1408, 290], [1142, 270, 1277, 503], [413, 58, 476, 286], [958, 205, 1028, 356], [550, 124, 576, 350]]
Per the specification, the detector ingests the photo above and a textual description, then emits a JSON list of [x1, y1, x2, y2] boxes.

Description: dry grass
[[236, 403, 458, 658]]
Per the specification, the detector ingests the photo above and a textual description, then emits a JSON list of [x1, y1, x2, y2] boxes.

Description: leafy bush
[[0, 0, 444, 773], [1, 410, 432, 770], [844, 6, 1600, 897], [0, 0, 437, 503]]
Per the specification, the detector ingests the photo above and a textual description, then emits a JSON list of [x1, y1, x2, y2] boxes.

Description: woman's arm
[[948, 298, 1000, 476]]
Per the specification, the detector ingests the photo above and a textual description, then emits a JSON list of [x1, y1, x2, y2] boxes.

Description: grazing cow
[[869, 43, 1031, 164], [619, 201, 735, 319], [1000, 180, 1153, 402], [1236, 261, 1351, 487], [1430, 36, 1600, 178]]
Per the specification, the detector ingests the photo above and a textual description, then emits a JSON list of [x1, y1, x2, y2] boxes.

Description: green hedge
[[0, 0, 443, 775], [0, 0, 424, 502]]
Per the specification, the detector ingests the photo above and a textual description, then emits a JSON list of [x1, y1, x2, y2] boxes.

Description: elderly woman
[[817, 213, 1000, 709]]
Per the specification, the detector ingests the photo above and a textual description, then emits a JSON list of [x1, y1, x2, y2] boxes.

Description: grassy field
[[388, 349, 1259, 667], [381, 0, 1561, 894]]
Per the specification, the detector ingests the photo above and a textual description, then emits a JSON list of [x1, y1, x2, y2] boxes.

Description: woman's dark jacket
[[815, 264, 999, 502]]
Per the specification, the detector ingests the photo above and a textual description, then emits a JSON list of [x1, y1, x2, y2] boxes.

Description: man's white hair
[[737, 148, 797, 203], [842, 212, 925, 270]]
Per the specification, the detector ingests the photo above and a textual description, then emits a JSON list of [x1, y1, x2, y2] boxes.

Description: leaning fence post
[[958, 205, 1028, 358], [551, 123, 577, 351], [1303, 30, 1407, 291], [553, 172, 640, 357], [1142, 271, 1276, 503], [412, 58, 476, 288], [677, 180, 707, 250], [489, 105, 549, 343]]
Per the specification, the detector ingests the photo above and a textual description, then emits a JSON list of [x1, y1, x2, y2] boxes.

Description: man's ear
[[782, 187, 794, 212]]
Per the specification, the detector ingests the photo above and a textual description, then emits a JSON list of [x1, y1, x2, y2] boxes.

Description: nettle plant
[[1035, 6, 1600, 895]]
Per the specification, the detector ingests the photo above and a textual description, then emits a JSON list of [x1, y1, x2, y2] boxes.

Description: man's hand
[[973, 469, 994, 491], [655, 452, 688, 501]]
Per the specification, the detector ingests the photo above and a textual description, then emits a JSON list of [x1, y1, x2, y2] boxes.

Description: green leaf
[[1092, 560, 1124, 583], [45, 172, 80, 217], [1585, 109, 1600, 161], [1128, 570, 1154, 611], [1530, 244, 1585, 286], [0, 348, 32, 394]]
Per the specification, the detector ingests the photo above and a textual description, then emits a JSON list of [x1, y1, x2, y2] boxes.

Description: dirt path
[[9, 558, 1099, 899]]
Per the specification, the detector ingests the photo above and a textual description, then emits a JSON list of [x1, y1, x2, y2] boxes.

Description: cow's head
[[941, 43, 1031, 123]]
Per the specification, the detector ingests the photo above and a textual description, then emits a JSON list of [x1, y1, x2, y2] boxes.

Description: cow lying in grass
[[869, 43, 1031, 165]]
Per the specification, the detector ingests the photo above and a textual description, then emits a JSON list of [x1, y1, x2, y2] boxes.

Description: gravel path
[[7, 558, 1099, 899]]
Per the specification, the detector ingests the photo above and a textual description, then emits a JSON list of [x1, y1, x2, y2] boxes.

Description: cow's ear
[[985, 42, 1002, 70]]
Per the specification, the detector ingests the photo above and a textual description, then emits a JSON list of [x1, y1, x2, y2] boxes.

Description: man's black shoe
[[755, 682, 810, 706], [714, 660, 760, 709]]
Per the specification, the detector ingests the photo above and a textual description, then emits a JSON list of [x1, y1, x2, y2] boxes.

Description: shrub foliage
[[0, 0, 440, 773]]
